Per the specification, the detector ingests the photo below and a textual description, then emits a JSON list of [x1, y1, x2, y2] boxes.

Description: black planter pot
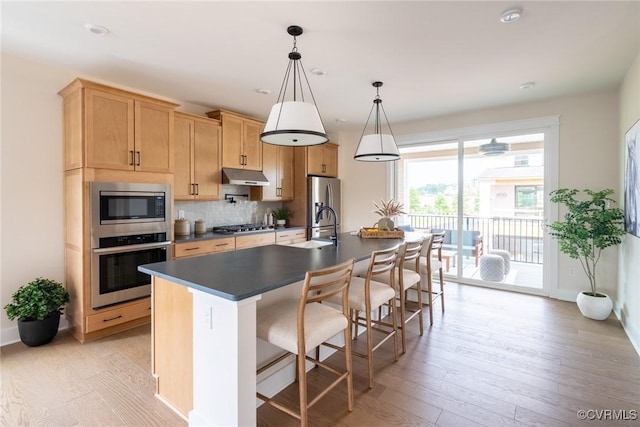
[[17, 311, 61, 346]]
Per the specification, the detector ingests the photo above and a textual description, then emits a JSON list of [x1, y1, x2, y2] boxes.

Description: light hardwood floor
[[2, 283, 639, 426]]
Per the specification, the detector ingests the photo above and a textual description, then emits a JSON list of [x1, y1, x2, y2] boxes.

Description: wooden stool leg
[[366, 309, 374, 389], [398, 282, 407, 354], [297, 353, 308, 427], [428, 273, 434, 326]]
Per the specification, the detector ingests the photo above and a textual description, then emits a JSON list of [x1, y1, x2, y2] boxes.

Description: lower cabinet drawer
[[174, 237, 236, 258], [235, 233, 276, 249], [85, 298, 151, 333], [276, 229, 307, 245]]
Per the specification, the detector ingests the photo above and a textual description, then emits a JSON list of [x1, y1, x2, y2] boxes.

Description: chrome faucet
[[315, 205, 338, 246]]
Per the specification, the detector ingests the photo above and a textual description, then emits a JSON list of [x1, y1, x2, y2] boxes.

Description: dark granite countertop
[[139, 233, 403, 301], [173, 226, 306, 243]]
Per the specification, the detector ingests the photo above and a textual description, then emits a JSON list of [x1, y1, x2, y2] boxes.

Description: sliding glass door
[[397, 133, 545, 294]]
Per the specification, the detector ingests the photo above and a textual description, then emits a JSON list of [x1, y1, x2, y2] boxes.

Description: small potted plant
[[4, 277, 70, 346], [272, 207, 292, 227], [547, 188, 624, 320]]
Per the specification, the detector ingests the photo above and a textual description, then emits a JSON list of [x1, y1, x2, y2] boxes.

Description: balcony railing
[[408, 214, 544, 264]]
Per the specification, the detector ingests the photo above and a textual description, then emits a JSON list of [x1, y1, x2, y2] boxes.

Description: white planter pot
[[576, 291, 613, 320]]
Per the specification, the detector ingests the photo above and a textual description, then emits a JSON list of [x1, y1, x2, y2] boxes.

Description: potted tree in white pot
[[548, 188, 624, 320]]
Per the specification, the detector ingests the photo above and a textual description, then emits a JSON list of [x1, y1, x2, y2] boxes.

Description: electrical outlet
[[178, 210, 185, 219], [203, 306, 213, 329], [569, 267, 576, 277]]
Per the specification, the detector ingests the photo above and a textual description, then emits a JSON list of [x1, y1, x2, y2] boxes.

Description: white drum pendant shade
[[354, 134, 400, 161], [261, 101, 328, 146]]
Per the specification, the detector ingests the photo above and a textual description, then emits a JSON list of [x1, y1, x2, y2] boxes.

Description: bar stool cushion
[[376, 269, 421, 292], [419, 257, 442, 274], [489, 249, 511, 274], [257, 300, 348, 355], [479, 254, 504, 282], [336, 276, 396, 312]]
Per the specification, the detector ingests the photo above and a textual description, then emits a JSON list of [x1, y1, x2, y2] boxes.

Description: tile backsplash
[[175, 185, 283, 229]]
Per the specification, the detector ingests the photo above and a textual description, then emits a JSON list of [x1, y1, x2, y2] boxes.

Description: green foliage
[[548, 189, 625, 295], [4, 277, 70, 321], [409, 188, 421, 213], [272, 207, 292, 220], [433, 195, 449, 214]]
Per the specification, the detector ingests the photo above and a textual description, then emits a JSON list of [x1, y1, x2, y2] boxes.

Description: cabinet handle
[[215, 243, 229, 247], [136, 151, 141, 166], [103, 315, 123, 322], [191, 183, 195, 195], [185, 247, 200, 251], [129, 150, 134, 166], [195, 183, 199, 195], [243, 155, 248, 165]]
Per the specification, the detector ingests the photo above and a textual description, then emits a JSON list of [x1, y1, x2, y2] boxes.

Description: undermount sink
[[288, 240, 335, 249]]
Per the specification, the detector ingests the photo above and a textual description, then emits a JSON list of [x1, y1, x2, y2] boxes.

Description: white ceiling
[[2, 1, 639, 134]]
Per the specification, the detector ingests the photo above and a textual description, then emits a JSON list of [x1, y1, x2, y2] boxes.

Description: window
[[515, 185, 543, 216], [514, 155, 529, 167]]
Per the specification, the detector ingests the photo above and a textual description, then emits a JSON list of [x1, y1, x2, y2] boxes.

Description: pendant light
[[260, 25, 328, 146], [479, 138, 510, 156], [354, 81, 400, 162]]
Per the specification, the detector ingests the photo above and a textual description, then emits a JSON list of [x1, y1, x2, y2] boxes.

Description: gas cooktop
[[211, 224, 273, 235]]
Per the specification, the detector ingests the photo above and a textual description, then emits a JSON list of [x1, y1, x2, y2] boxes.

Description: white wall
[[1, 55, 72, 341], [338, 89, 621, 302], [618, 51, 640, 353]]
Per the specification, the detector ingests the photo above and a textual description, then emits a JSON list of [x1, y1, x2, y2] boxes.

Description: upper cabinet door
[[85, 88, 135, 170], [193, 120, 221, 200], [307, 143, 338, 177], [242, 120, 263, 171], [173, 115, 195, 199], [208, 110, 264, 171], [220, 114, 244, 169], [134, 100, 174, 173], [322, 143, 338, 178], [260, 143, 279, 200]]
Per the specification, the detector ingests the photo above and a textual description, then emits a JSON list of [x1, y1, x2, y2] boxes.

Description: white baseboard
[[0, 317, 69, 347]]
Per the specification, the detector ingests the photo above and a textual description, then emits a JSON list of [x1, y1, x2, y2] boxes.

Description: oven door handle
[[92, 241, 172, 255]]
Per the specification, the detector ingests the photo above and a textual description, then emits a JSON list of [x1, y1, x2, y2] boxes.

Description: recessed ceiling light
[[310, 68, 327, 76], [519, 81, 535, 90], [256, 89, 271, 95], [500, 8, 522, 23], [84, 23, 110, 36]]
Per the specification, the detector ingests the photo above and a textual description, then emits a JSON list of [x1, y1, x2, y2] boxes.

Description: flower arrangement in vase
[[372, 199, 406, 231]]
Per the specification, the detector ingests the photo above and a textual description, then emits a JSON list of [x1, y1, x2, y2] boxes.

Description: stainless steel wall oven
[[90, 182, 171, 308]]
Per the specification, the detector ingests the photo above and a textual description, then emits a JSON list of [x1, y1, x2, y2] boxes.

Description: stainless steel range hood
[[222, 168, 270, 186]]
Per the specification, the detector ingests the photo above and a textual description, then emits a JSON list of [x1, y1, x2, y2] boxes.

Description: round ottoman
[[479, 254, 504, 282], [489, 249, 511, 274]]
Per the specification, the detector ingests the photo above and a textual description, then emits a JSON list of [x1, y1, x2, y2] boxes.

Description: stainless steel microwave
[[90, 182, 171, 247]]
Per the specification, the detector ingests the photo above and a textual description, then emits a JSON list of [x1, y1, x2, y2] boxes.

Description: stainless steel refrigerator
[[308, 176, 341, 239]]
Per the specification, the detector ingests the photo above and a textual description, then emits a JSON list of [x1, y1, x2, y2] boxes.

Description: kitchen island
[[139, 232, 403, 426]]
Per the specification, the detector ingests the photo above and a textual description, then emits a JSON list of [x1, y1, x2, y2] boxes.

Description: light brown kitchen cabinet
[[206, 109, 263, 171], [59, 79, 177, 173], [174, 113, 222, 200], [235, 233, 275, 250], [307, 143, 338, 177], [275, 229, 307, 245], [174, 238, 235, 259], [251, 143, 294, 201], [59, 78, 176, 343]]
